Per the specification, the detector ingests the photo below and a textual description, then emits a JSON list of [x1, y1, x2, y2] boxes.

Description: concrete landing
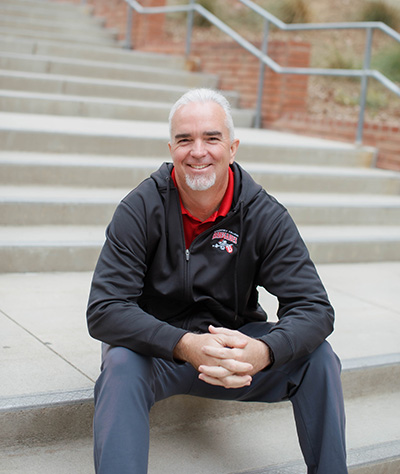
[[1, 264, 399, 394], [0, 261, 399, 405]]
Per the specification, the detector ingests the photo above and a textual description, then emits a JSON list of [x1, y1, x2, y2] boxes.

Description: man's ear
[[229, 139, 240, 164]]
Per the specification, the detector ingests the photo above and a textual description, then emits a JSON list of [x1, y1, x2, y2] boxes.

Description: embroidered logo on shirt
[[211, 229, 239, 254]]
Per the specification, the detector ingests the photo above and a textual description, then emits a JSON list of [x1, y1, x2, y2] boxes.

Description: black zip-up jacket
[[87, 162, 334, 369]]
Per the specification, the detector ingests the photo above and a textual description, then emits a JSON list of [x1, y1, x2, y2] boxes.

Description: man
[[87, 88, 347, 473]]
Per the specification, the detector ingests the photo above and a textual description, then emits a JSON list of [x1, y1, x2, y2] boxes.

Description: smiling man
[[87, 89, 348, 473]]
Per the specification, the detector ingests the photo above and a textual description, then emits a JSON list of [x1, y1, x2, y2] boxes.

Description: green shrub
[[273, 0, 311, 24], [366, 86, 389, 112], [372, 46, 400, 82], [334, 85, 388, 114], [193, 0, 217, 27], [334, 88, 359, 107], [324, 49, 358, 70], [359, 0, 400, 29]]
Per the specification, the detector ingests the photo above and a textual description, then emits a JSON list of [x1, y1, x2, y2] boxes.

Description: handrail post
[[124, 3, 134, 49], [186, 0, 196, 56], [356, 27, 373, 144], [255, 19, 269, 128]]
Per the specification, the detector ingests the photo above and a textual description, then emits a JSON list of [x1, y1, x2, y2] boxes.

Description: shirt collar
[[171, 166, 234, 223]]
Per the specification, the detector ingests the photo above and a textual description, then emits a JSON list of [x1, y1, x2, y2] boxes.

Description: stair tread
[[0, 112, 374, 150], [0, 0, 90, 13], [0, 35, 186, 65], [0, 69, 192, 93], [0, 50, 217, 79], [0, 17, 110, 35], [0, 26, 118, 46], [0, 436, 399, 474], [0, 225, 105, 244], [2, 224, 400, 244], [0, 89, 254, 125], [2, 185, 400, 207]]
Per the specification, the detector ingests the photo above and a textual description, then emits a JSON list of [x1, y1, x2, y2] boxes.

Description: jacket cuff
[[259, 330, 294, 369], [150, 325, 189, 362]]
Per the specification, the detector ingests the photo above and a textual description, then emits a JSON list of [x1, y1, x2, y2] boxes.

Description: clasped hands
[[173, 325, 270, 389]]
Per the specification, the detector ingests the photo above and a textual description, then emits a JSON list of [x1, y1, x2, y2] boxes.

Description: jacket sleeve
[[86, 196, 187, 361], [257, 208, 335, 369]]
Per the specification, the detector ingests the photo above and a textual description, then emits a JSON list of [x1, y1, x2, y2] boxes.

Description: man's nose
[[190, 139, 207, 158]]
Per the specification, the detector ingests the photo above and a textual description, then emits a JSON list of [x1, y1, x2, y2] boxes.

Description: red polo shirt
[[171, 167, 234, 248]]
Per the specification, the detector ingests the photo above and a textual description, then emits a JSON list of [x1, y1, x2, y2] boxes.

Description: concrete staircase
[[0, 0, 399, 473]]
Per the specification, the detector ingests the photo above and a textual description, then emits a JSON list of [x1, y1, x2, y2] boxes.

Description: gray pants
[[93, 322, 347, 473]]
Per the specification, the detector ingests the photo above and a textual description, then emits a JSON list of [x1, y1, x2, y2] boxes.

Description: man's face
[[168, 101, 239, 193]]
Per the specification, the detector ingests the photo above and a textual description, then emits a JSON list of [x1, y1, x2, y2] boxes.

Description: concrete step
[[0, 52, 219, 87], [0, 151, 395, 195], [0, 14, 112, 37], [0, 36, 188, 69], [0, 90, 255, 127], [0, 4, 103, 25], [2, 186, 400, 226], [0, 114, 376, 168], [1, 434, 399, 473], [1, 224, 400, 272], [0, 70, 196, 104], [1, 362, 399, 473], [277, 192, 400, 226], [0, 25, 118, 47], [0, 0, 92, 14], [243, 161, 400, 194], [0, 225, 103, 272], [299, 226, 400, 263]]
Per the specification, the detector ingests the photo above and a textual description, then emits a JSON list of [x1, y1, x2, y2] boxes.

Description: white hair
[[168, 88, 235, 142]]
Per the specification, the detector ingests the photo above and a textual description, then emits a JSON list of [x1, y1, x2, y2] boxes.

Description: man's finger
[[209, 325, 240, 337], [201, 345, 252, 369], [210, 328, 248, 349], [198, 372, 252, 389], [198, 365, 233, 379], [198, 357, 253, 375]]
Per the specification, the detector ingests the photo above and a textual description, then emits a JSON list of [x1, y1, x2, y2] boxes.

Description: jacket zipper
[[184, 248, 190, 301]]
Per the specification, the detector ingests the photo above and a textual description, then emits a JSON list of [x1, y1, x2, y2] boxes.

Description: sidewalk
[[1, 262, 399, 406]]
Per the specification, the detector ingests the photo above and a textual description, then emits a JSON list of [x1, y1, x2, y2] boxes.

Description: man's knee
[[102, 345, 149, 373], [98, 345, 154, 396], [308, 341, 341, 376], [292, 341, 343, 399], [96, 345, 155, 411]]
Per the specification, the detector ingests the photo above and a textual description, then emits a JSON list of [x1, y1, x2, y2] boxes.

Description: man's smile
[[188, 164, 211, 170]]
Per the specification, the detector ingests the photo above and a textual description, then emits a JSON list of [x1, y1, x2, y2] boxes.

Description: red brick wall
[[75, 0, 165, 45], [270, 113, 400, 171], [137, 39, 310, 124]]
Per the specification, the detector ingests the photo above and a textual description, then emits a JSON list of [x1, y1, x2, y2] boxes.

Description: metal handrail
[[124, 0, 400, 144]]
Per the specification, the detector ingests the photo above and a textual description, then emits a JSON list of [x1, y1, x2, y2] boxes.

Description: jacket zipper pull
[[185, 249, 190, 261]]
